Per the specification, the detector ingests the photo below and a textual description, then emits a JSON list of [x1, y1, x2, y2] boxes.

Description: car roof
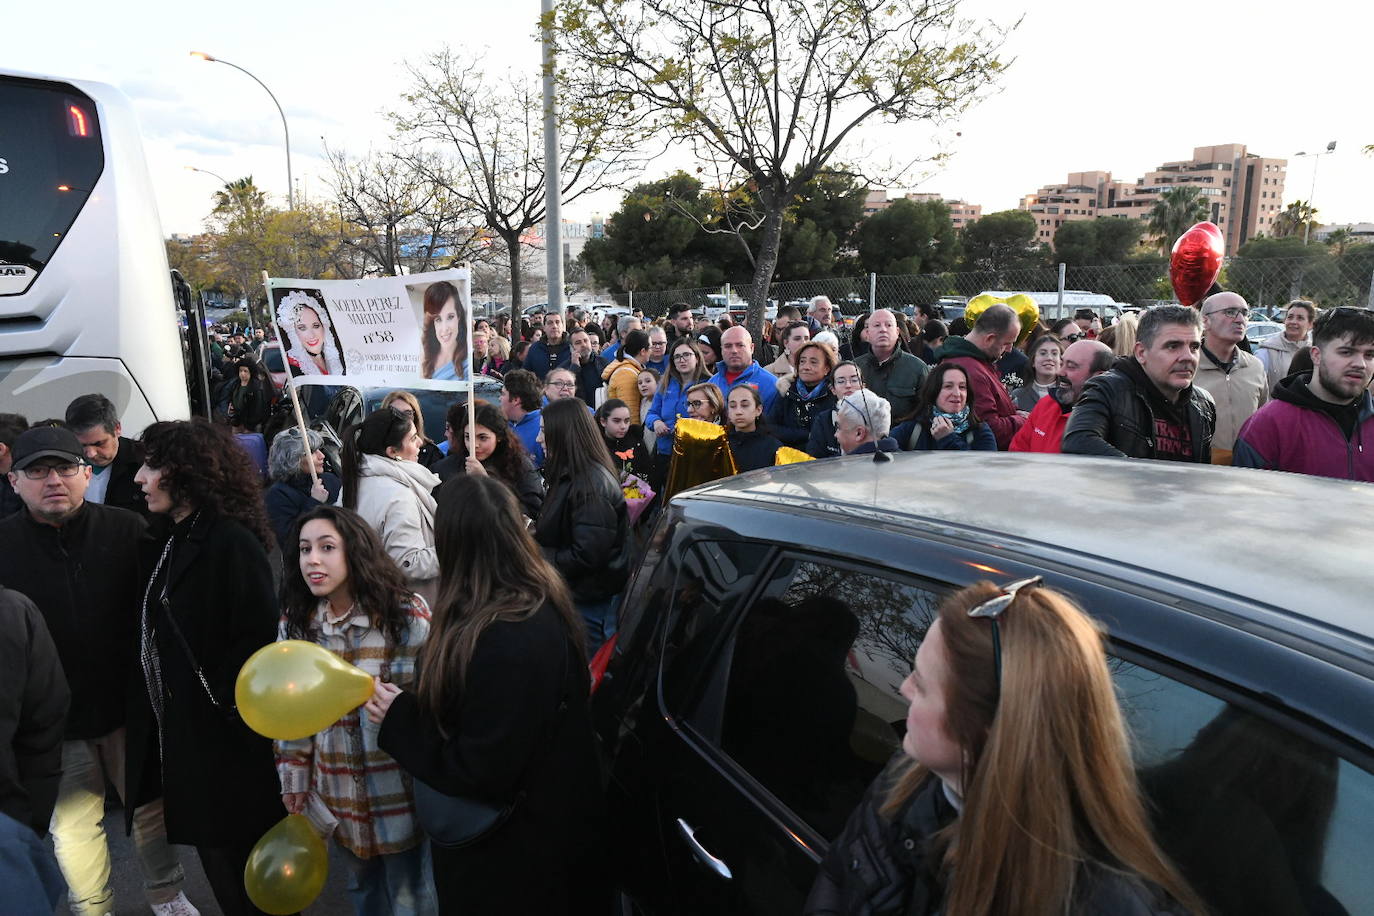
[[685, 452, 1373, 641]]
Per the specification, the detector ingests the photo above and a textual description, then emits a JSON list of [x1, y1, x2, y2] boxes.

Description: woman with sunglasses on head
[[450, 402, 545, 522], [806, 579, 1203, 916], [341, 408, 441, 607], [806, 361, 864, 458], [128, 419, 284, 915], [381, 391, 445, 468], [366, 474, 609, 915]]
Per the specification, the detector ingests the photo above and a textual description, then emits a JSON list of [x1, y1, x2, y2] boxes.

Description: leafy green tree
[[1228, 236, 1337, 308], [855, 198, 958, 275], [1146, 187, 1209, 252], [1052, 221, 1099, 267], [554, 0, 1011, 339], [958, 209, 1045, 272], [1096, 218, 1146, 264], [1270, 200, 1319, 240]]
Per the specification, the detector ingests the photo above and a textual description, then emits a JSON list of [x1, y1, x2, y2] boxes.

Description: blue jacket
[[645, 376, 697, 456], [522, 338, 573, 381], [709, 361, 780, 415], [512, 409, 545, 467], [265, 472, 343, 549]]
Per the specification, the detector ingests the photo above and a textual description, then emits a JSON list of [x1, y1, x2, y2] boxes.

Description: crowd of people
[[1, 289, 1371, 915]]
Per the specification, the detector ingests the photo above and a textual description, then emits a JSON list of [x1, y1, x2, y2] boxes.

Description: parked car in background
[[257, 340, 288, 391], [594, 452, 1374, 915], [1246, 319, 1284, 348]]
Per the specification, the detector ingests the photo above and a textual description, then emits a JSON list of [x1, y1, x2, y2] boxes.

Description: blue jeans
[[576, 594, 620, 656], [338, 841, 438, 916]]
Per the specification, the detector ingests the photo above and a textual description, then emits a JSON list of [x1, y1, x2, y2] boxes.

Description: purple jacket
[[1232, 375, 1373, 482]]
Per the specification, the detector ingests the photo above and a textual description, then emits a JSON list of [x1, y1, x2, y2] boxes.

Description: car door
[[641, 542, 951, 914]]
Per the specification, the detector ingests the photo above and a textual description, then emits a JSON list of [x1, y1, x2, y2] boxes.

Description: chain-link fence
[[598, 251, 1374, 320]]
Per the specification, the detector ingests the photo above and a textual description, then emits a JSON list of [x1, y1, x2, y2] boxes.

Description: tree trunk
[[746, 195, 786, 345], [504, 233, 524, 309]]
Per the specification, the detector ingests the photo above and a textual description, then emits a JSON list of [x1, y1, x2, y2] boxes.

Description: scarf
[[795, 377, 829, 402], [933, 405, 971, 435]]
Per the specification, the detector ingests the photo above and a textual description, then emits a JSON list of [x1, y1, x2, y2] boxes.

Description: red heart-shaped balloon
[[1169, 222, 1224, 307]]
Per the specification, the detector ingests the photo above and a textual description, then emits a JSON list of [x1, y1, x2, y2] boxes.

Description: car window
[[683, 554, 945, 841], [1114, 658, 1374, 913], [261, 345, 285, 373]]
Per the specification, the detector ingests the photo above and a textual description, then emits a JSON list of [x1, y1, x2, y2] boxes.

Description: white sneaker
[[150, 891, 201, 916]]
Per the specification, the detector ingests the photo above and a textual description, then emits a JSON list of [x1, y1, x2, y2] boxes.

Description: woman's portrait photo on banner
[[409, 279, 469, 381], [275, 287, 347, 378]]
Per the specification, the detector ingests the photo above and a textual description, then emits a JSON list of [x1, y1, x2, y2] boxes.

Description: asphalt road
[[53, 805, 354, 915]]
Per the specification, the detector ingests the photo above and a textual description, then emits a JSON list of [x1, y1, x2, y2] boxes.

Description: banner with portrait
[[266, 268, 472, 390]]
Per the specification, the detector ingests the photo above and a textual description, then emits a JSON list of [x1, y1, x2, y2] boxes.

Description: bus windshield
[[0, 77, 105, 296]]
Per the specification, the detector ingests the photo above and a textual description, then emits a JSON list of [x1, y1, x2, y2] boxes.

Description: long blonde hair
[[883, 582, 1204, 915]]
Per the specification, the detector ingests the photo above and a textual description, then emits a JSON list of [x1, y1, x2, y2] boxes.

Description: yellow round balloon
[[235, 641, 374, 741], [244, 814, 329, 915], [962, 293, 1040, 346]]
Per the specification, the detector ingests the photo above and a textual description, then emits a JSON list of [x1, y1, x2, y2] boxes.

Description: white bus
[[1, 68, 192, 432]]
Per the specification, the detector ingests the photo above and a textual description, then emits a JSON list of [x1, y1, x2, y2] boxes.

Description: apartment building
[[1021, 146, 1286, 256], [863, 190, 983, 228]]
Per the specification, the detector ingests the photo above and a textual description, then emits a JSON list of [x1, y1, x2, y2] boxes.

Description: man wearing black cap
[[0, 427, 197, 916]]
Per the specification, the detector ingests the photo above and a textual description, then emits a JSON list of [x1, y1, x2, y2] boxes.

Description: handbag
[[411, 632, 571, 848]]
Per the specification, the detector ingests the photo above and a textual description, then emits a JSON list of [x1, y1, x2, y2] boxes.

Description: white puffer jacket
[[348, 454, 440, 605]]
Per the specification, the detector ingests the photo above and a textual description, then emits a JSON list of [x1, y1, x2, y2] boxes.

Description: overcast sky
[[10, 0, 1369, 237]]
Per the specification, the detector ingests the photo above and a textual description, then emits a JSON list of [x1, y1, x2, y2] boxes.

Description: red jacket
[[939, 337, 1025, 449], [1009, 394, 1069, 453]]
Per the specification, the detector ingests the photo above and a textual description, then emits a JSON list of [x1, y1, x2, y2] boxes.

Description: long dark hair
[[454, 402, 529, 485], [141, 418, 274, 549], [545, 397, 615, 483], [341, 407, 415, 510], [417, 475, 581, 725], [421, 281, 466, 379], [280, 505, 415, 646]]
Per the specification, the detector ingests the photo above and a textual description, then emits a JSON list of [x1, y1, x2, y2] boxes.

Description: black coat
[[807, 761, 1187, 916], [1063, 357, 1216, 463], [0, 502, 147, 739], [770, 382, 837, 448], [728, 428, 784, 472], [0, 476, 22, 520], [806, 409, 843, 458], [264, 471, 342, 549], [124, 511, 284, 847], [574, 354, 609, 405], [522, 337, 574, 380], [103, 437, 150, 518], [0, 588, 69, 836], [434, 453, 545, 521], [535, 464, 630, 602], [378, 602, 609, 915]]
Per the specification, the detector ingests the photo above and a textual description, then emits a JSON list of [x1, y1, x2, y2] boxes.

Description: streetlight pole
[[1293, 140, 1336, 245], [540, 0, 563, 316], [190, 52, 294, 210], [184, 165, 232, 186]]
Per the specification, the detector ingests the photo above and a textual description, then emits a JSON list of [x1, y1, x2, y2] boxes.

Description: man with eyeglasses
[[1193, 292, 1269, 465], [0, 427, 198, 916], [1234, 306, 1374, 481]]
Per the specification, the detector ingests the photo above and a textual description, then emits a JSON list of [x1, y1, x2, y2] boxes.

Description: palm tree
[[1146, 186, 1210, 253], [1325, 226, 1353, 257], [212, 176, 266, 218], [1270, 200, 1319, 240]]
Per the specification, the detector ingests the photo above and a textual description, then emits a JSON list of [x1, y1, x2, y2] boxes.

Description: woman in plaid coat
[[276, 505, 436, 916]]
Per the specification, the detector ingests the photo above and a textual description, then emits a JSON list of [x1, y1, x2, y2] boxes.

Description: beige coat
[[1194, 347, 1268, 452]]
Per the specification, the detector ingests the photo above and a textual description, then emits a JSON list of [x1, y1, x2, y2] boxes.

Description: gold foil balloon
[[664, 418, 738, 500], [962, 293, 1040, 346], [235, 640, 374, 741], [774, 447, 814, 465], [243, 814, 328, 915]]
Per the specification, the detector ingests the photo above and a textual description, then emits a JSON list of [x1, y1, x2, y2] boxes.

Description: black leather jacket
[[1063, 357, 1216, 462]]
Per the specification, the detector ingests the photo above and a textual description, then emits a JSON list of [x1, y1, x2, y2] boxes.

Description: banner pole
[[463, 267, 476, 468], [263, 270, 320, 489]]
